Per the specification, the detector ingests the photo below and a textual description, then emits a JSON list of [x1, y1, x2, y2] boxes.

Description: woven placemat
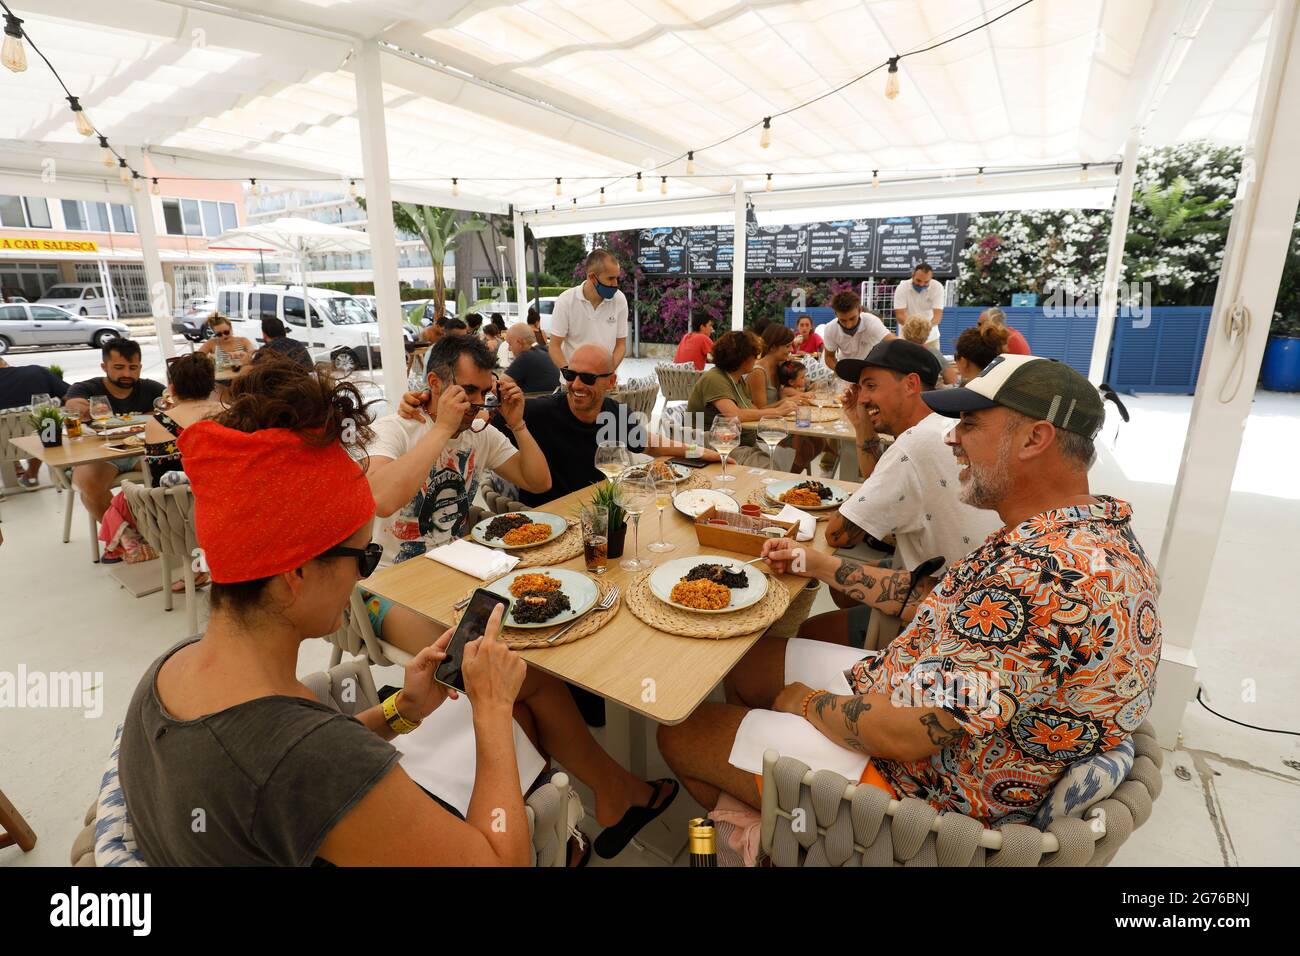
[[745, 488, 836, 522], [677, 469, 712, 492], [508, 518, 583, 569], [624, 569, 793, 639], [453, 577, 620, 649], [785, 405, 843, 424]]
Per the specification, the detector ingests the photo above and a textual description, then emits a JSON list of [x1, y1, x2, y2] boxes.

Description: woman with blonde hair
[[197, 314, 255, 369], [977, 307, 1031, 355]]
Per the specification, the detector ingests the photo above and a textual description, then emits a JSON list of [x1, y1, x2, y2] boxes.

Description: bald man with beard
[[501, 322, 559, 394]]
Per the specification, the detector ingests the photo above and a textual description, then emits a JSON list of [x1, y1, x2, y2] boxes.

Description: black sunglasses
[[561, 367, 614, 386], [319, 542, 383, 577], [216, 330, 232, 337]]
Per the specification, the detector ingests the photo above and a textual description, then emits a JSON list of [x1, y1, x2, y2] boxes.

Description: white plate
[[485, 567, 599, 629], [649, 555, 769, 615], [673, 489, 739, 519], [764, 479, 848, 511], [469, 511, 567, 550]]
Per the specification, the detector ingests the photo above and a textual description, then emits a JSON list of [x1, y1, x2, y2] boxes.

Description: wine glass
[[619, 474, 654, 571], [757, 416, 787, 484], [647, 475, 677, 553], [594, 441, 631, 484], [710, 416, 741, 484], [89, 396, 112, 423], [30, 393, 52, 412]]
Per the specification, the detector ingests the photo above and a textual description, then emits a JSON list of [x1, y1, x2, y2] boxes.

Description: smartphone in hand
[[434, 589, 510, 693]]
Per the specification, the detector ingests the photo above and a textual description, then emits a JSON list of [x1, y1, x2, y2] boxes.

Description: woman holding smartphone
[[117, 361, 674, 866]]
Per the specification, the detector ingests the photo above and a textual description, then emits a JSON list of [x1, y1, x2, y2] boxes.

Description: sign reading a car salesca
[[0, 237, 100, 253]]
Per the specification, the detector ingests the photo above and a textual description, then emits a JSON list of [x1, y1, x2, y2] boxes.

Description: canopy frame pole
[[96, 259, 118, 323], [127, 148, 175, 359], [731, 180, 747, 331], [1149, 0, 1300, 749], [512, 208, 528, 321], [1087, 132, 1140, 384], [353, 38, 409, 402]]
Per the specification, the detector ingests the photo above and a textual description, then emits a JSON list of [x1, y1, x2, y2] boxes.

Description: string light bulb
[[760, 116, 771, 149], [555, 177, 562, 197], [150, 177, 160, 196], [348, 179, 357, 198], [686, 151, 695, 175], [884, 57, 900, 99], [660, 176, 668, 195], [1080, 163, 1090, 183], [249, 178, 260, 196], [765, 173, 773, 192], [98, 135, 114, 168], [131, 172, 142, 193], [636, 172, 643, 192], [872, 169, 879, 189], [572, 198, 578, 213], [599, 187, 606, 205], [976, 166, 985, 187], [1114, 162, 1121, 175], [451, 178, 459, 198], [67, 96, 93, 137], [117, 159, 131, 185], [3, 13, 27, 74]]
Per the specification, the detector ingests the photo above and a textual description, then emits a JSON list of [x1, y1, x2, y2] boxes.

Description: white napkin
[[775, 504, 817, 542], [425, 538, 519, 579]]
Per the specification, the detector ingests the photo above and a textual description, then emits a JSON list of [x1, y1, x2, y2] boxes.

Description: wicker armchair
[[0, 407, 35, 505], [611, 378, 659, 422], [655, 363, 702, 406], [120, 481, 200, 634], [70, 658, 575, 867], [760, 722, 1163, 867]]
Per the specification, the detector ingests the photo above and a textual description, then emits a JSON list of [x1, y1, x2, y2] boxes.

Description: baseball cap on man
[[835, 339, 941, 388], [922, 354, 1105, 439]]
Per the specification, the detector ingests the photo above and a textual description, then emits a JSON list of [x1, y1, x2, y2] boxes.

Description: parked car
[[172, 296, 220, 342], [0, 303, 129, 354], [402, 299, 457, 327], [353, 294, 377, 315], [214, 284, 387, 371], [37, 283, 116, 317], [528, 296, 559, 333]]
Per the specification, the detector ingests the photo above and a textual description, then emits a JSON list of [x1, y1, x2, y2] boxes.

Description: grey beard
[[958, 430, 1015, 509]]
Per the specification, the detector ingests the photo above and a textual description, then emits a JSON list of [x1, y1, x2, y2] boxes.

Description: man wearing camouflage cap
[[659, 356, 1163, 826]]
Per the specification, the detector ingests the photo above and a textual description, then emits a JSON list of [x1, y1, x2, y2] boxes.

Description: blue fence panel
[[1108, 306, 1211, 393], [936, 307, 1096, 377]]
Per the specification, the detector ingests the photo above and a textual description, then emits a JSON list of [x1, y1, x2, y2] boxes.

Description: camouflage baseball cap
[[922, 354, 1105, 439]]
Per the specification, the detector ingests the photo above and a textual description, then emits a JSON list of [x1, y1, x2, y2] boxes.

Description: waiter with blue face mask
[[549, 249, 629, 372], [892, 262, 945, 348]]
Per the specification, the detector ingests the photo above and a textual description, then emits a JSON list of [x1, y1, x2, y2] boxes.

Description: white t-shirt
[[836, 412, 1001, 573], [367, 414, 518, 565], [893, 280, 945, 345], [820, 311, 891, 362], [550, 284, 629, 362]]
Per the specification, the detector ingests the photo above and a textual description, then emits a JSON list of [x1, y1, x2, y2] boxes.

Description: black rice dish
[[511, 589, 572, 624], [684, 563, 749, 589], [485, 513, 531, 540], [793, 480, 834, 500]]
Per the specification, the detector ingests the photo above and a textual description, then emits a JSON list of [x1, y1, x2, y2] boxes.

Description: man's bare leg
[[723, 636, 788, 709], [658, 703, 761, 810], [72, 461, 117, 522], [797, 609, 853, 646]]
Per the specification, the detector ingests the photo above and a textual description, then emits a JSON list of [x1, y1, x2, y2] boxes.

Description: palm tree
[[400, 204, 488, 320]]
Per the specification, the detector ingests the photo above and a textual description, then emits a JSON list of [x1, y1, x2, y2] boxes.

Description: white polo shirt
[[894, 280, 946, 345], [550, 284, 629, 362], [836, 412, 1001, 573], [820, 311, 891, 362]]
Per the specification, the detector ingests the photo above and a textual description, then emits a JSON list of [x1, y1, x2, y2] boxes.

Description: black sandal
[[593, 778, 679, 860]]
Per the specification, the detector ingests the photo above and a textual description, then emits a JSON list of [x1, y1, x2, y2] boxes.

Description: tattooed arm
[[762, 540, 936, 621], [824, 511, 867, 549], [774, 683, 967, 761]]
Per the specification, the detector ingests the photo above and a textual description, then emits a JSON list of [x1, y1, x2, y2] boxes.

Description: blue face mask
[[912, 282, 928, 293], [593, 279, 618, 300]]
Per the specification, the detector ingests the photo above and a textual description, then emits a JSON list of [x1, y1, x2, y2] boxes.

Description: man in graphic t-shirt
[[365, 335, 550, 565]]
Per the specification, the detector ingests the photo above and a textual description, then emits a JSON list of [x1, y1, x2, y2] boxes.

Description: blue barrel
[[1261, 335, 1300, 392]]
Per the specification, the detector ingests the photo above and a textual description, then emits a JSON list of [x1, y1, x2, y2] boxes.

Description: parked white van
[[38, 283, 116, 317], [214, 284, 386, 371]]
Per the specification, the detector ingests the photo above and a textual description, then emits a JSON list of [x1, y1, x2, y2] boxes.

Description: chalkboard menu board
[[806, 220, 875, 274], [873, 215, 967, 277], [635, 213, 965, 277]]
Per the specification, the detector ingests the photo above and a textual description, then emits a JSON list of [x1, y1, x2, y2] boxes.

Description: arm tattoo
[[840, 695, 872, 734], [860, 438, 883, 457], [811, 692, 837, 721], [841, 736, 867, 753], [831, 559, 914, 615], [920, 713, 964, 748]]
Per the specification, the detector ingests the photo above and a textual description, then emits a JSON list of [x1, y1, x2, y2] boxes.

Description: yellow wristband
[[382, 692, 421, 734]]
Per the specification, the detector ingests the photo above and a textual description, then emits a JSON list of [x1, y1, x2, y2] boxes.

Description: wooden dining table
[[8, 430, 141, 470], [743, 406, 864, 481], [360, 462, 858, 779]]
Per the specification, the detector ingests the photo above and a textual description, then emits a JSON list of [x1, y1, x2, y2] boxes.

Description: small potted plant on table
[[587, 479, 628, 558], [30, 403, 65, 448]]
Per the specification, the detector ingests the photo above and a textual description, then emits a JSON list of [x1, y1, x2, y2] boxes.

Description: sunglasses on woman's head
[[319, 542, 383, 577], [561, 367, 614, 386]]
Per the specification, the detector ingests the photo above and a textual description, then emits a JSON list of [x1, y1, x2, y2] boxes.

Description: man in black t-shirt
[[255, 316, 314, 369], [0, 357, 69, 485], [63, 339, 165, 527], [502, 323, 559, 395]]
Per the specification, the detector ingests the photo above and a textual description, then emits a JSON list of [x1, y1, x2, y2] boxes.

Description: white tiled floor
[[2, 380, 1297, 867]]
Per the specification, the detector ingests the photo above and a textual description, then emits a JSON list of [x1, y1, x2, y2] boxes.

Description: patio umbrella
[[209, 217, 372, 351]]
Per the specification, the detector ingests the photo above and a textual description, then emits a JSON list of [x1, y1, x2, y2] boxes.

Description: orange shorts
[[754, 759, 895, 798]]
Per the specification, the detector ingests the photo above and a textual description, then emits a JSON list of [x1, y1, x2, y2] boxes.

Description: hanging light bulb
[[636, 172, 643, 192], [976, 166, 985, 187], [760, 116, 771, 149], [150, 177, 160, 196], [67, 96, 94, 137], [765, 173, 773, 192], [555, 177, 563, 197], [686, 151, 695, 176], [451, 178, 459, 198], [599, 187, 606, 205], [117, 159, 131, 185], [348, 179, 358, 198], [98, 135, 114, 168], [132, 173, 142, 193], [1114, 162, 1121, 176], [871, 169, 879, 189], [249, 178, 259, 196], [660, 176, 668, 195], [572, 198, 578, 213], [2, 13, 27, 73], [1080, 163, 1090, 183], [884, 57, 900, 100]]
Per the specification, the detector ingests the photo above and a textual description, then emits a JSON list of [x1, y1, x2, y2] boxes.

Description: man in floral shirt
[[659, 355, 1161, 826]]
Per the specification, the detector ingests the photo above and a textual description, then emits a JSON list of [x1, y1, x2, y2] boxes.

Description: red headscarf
[[177, 420, 375, 583]]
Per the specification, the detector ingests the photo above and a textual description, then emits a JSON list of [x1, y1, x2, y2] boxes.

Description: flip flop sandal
[[568, 836, 592, 868], [592, 778, 680, 860]]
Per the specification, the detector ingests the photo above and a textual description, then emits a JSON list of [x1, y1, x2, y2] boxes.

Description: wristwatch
[[861, 438, 883, 458]]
